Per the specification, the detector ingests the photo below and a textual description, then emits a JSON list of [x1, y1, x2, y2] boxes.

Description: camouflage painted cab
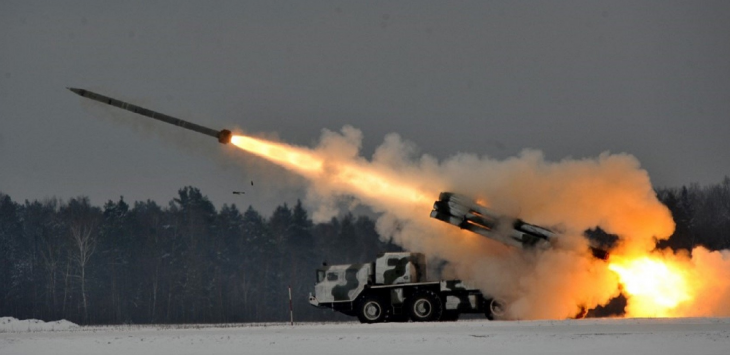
[[311, 263, 370, 303], [374, 252, 426, 285], [308, 252, 501, 323]]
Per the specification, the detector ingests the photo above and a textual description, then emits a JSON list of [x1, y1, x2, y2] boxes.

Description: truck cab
[[312, 263, 371, 304]]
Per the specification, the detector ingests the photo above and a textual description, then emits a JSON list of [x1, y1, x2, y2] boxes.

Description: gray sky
[[1, 1, 729, 214]]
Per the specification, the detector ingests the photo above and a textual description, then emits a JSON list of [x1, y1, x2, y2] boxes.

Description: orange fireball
[[608, 254, 693, 317]]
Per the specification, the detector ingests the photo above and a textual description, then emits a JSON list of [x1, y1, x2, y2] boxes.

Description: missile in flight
[[67, 87, 232, 144]]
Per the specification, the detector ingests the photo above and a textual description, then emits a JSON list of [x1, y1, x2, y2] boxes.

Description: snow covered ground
[[2, 317, 729, 355], [0, 317, 79, 332]]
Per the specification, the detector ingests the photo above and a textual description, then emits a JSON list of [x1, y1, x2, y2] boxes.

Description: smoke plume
[[235, 126, 679, 319]]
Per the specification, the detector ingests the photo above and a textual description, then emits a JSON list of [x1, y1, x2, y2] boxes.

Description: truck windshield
[[316, 270, 325, 283]]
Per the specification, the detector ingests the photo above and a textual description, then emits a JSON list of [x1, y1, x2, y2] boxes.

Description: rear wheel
[[407, 290, 443, 322], [356, 295, 387, 324]]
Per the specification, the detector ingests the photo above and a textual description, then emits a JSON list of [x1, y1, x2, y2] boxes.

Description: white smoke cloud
[[296, 126, 675, 319]]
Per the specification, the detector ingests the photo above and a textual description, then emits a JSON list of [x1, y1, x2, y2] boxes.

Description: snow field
[[1, 318, 730, 355], [0, 317, 79, 332]]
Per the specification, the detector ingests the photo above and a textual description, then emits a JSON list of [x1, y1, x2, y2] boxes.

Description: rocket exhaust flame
[[608, 256, 692, 317], [230, 135, 432, 207], [231, 136, 324, 173]]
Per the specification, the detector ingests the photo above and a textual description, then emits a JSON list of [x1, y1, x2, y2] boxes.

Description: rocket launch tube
[[430, 192, 609, 259], [67, 88, 232, 144]]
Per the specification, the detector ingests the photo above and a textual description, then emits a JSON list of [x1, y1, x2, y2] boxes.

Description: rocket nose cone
[[67, 87, 85, 96]]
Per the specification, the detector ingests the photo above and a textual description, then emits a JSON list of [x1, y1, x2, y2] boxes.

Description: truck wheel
[[485, 298, 506, 320], [356, 296, 387, 323], [407, 290, 443, 322]]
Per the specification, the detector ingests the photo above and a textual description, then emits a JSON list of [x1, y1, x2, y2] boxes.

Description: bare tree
[[39, 231, 63, 317], [63, 197, 100, 323]]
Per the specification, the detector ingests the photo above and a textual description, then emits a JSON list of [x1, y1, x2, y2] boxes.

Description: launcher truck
[[308, 192, 608, 322], [307, 252, 505, 323]]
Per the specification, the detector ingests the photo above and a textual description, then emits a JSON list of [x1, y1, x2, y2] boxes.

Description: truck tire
[[356, 295, 387, 324], [484, 298, 506, 320], [407, 290, 443, 322]]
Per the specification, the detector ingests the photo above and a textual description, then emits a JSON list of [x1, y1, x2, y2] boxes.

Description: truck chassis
[[308, 253, 504, 323]]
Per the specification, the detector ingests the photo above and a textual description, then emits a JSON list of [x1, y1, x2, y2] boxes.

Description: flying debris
[[67, 88, 233, 144], [232, 191, 245, 195]]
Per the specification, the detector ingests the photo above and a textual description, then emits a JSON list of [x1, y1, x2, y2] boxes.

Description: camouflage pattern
[[308, 252, 499, 322], [440, 280, 481, 311], [375, 252, 426, 285], [389, 288, 405, 305], [443, 295, 479, 310], [441, 280, 470, 292], [311, 263, 370, 303]]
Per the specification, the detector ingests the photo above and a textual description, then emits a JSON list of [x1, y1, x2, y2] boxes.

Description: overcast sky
[[1, 1, 729, 214]]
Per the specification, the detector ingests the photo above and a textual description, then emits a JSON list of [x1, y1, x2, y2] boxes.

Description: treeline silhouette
[[1, 177, 729, 324], [656, 178, 730, 251], [0, 186, 400, 325]]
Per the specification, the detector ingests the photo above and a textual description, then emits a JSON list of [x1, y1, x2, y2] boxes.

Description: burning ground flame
[[608, 248, 730, 318], [609, 256, 692, 317], [229, 130, 730, 319]]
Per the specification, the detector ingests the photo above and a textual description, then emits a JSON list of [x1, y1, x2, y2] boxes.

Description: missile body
[[68, 88, 232, 144]]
